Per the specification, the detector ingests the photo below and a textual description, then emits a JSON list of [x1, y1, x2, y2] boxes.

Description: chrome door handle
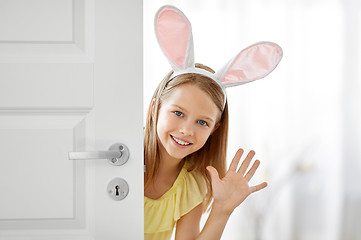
[[68, 143, 129, 166]]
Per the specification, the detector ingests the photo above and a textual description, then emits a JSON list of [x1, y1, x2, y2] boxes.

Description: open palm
[[207, 149, 268, 213]]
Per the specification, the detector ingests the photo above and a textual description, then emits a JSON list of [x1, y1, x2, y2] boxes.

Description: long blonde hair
[[144, 64, 229, 210]]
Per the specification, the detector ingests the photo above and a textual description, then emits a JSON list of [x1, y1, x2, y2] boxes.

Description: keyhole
[[115, 185, 120, 196]]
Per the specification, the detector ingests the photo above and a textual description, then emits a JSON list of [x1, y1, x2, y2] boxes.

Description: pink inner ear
[[156, 9, 191, 69], [222, 43, 282, 83]]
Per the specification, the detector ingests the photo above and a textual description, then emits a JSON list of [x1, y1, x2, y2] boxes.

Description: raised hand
[[207, 149, 267, 214]]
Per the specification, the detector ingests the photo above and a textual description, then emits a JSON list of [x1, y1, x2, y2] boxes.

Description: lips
[[170, 135, 192, 146]]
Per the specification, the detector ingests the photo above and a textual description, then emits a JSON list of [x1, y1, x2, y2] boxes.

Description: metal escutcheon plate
[[108, 143, 130, 166], [107, 177, 129, 201]]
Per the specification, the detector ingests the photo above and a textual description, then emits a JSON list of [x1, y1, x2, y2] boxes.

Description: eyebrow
[[171, 104, 216, 123]]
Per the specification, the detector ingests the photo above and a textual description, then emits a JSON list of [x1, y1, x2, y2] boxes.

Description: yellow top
[[144, 162, 208, 240]]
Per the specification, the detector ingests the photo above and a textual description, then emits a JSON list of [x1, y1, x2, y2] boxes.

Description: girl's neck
[[144, 152, 185, 200], [158, 151, 184, 179]]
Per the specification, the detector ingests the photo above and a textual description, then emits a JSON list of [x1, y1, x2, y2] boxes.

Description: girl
[[144, 5, 283, 240]]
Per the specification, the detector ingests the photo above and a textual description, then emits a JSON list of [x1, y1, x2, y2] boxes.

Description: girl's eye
[[198, 120, 208, 126], [174, 111, 183, 117]]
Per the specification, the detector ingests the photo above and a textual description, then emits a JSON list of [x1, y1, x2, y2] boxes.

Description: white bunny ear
[[155, 5, 195, 72], [216, 42, 283, 88]]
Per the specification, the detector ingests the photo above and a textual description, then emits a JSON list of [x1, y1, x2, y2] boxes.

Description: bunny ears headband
[[155, 5, 283, 107]]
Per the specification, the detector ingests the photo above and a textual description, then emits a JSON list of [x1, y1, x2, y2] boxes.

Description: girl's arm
[[176, 149, 267, 240], [175, 202, 203, 239], [175, 200, 231, 240]]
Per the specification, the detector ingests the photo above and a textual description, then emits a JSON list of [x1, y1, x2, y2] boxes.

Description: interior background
[[144, 0, 361, 239]]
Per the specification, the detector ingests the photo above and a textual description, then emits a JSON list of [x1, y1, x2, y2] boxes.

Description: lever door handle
[[68, 143, 129, 166]]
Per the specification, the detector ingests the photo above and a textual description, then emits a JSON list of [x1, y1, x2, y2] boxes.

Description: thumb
[[206, 166, 220, 183]]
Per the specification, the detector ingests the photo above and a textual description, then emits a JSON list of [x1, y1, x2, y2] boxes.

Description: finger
[[207, 166, 220, 184], [244, 160, 260, 182], [250, 182, 268, 193], [228, 148, 244, 173], [237, 150, 255, 175]]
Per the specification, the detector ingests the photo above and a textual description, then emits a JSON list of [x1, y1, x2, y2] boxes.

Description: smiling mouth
[[171, 135, 192, 146]]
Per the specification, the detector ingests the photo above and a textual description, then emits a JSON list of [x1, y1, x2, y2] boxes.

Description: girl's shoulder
[[182, 160, 208, 194], [175, 160, 208, 198], [145, 161, 207, 202], [144, 161, 207, 234]]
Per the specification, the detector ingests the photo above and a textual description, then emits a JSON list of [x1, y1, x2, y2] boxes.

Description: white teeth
[[172, 136, 190, 146]]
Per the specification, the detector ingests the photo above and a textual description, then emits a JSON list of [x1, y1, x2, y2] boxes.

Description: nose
[[179, 120, 194, 136]]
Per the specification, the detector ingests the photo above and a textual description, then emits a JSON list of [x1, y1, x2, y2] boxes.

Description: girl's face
[[155, 84, 221, 163]]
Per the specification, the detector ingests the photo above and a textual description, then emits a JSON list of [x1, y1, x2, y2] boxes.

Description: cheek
[[156, 118, 167, 138], [196, 129, 213, 145], [156, 113, 176, 136]]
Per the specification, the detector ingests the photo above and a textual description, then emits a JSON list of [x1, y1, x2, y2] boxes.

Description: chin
[[165, 147, 193, 161], [168, 151, 190, 161]]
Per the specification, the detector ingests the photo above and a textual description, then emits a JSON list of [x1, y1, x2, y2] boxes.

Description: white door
[[0, 0, 143, 239]]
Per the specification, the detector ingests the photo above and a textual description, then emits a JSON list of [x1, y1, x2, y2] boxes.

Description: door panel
[[0, 0, 73, 42], [0, 115, 87, 231], [0, 63, 93, 108], [0, 0, 143, 239]]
